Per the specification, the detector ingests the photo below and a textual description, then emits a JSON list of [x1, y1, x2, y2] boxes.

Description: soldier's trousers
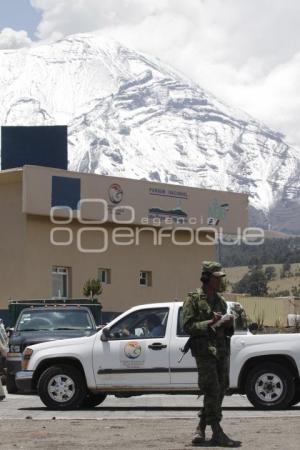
[[195, 354, 229, 425], [0, 376, 5, 400]]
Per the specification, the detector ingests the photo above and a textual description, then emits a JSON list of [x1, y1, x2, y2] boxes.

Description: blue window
[[51, 176, 81, 210]]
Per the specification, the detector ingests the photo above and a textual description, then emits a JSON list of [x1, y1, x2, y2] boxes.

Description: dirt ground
[[0, 417, 299, 450]]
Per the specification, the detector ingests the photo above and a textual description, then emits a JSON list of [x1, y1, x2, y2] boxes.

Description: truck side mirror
[[101, 327, 110, 341]]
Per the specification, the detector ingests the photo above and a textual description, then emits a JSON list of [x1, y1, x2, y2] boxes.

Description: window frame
[[139, 270, 152, 287], [98, 268, 111, 284], [108, 307, 169, 341], [52, 266, 71, 299], [176, 307, 189, 337]]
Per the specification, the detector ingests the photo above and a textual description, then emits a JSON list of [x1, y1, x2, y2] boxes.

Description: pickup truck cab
[[7, 305, 98, 393], [16, 302, 300, 410]]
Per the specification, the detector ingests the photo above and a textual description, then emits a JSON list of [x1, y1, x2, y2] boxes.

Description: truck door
[[169, 304, 198, 387], [93, 306, 171, 387]]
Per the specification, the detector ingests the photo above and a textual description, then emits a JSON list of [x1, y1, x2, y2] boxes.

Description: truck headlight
[[22, 348, 33, 370]]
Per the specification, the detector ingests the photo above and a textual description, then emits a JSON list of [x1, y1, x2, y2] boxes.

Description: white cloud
[[0, 28, 32, 49], [29, 0, 300, 147], [236, 53, 300, 147], [31, 0, 168, 41]]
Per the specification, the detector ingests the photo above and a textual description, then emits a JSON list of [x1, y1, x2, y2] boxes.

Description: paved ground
[[1, 389, 299, 420], [0, 389, 300, 449]]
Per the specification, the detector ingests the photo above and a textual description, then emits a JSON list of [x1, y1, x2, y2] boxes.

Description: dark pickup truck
[[6, 305, 98, 393]]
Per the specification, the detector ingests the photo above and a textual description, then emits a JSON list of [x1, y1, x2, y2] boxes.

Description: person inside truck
[[114, 311, 166, 339], [144, 313, 165, 337]]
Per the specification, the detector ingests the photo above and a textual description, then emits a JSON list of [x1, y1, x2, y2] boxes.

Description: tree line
[[230, 262, 300, 297], [220, 237, 300, 268]]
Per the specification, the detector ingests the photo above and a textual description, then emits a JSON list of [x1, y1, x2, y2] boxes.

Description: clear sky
[[0, 0, 300, 149], [0, 0, 41, 39]]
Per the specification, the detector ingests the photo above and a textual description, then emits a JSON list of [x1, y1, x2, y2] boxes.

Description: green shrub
[[83, 278, 103, 299]]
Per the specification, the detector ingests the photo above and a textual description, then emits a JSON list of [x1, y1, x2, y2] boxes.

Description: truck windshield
[[16, 310, 94, 331]]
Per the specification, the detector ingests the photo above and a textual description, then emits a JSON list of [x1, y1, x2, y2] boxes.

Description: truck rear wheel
[[80, 392, 107, 408], [38, 365, 86, 410], [245, 362, 295, 409]]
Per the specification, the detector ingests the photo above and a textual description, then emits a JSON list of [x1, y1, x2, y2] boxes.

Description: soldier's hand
[[223, 315, 234, 328], [210, 312, 222, 325]]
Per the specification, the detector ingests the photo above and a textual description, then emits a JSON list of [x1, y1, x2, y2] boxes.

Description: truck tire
[[245, 362, 295, 409], [37, 365, 87, 410], [80, 392, 107, 408], [6, 373, 18, 394], [289, 391, 300, 407]]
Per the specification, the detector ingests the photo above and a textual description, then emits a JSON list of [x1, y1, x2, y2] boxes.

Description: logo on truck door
[[120, 341, 146, 368], [124, 341, 142, 359]]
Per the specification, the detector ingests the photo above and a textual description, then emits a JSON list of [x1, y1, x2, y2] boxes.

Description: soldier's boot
[[210, 422, 241, 448], [191, 417, 206, 446]]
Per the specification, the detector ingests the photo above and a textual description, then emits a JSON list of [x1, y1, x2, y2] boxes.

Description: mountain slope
[[1, 32, 300, 232]]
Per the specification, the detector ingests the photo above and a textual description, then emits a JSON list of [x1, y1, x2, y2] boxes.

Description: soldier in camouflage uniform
[[182, 262, 240, 447]]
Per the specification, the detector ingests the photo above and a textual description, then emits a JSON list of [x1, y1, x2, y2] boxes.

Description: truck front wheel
[[289, 391, 300, 407], [6, 373, 17, 394], [38, 365, 86, 410], [245, 362, 295, 409], [80, 392, 107, 408]]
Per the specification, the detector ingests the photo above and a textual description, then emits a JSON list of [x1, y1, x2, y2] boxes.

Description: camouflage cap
[[202, 261, 226, 277]]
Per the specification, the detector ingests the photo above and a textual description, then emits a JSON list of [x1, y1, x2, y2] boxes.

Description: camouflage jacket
[[182, 289, 233, 358]]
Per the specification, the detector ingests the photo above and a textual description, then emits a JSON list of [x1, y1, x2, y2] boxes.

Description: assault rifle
[[177, 337, 192, 363]]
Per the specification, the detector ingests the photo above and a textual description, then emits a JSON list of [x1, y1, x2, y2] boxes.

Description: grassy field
[[225, 262, 300, 295]]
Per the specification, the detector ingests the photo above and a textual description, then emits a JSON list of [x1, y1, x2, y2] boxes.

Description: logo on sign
[[108, 183, 123, 204], [207, 200, 230, 225]]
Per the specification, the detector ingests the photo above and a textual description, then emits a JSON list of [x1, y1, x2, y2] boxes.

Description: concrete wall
[[22, 165, 248, 233], [224, 293, 300, 326], [17, 215, 216, 312], [0, 171, 27, 303]]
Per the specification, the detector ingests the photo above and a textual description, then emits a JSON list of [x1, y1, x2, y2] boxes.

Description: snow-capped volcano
[[1, 32, 300, 233]]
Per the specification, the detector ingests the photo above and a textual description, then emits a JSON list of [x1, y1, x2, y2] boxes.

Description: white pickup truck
[[16, 301, 300, 410]]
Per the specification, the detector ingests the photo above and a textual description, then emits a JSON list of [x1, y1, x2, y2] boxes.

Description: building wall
[[0, 166, 248, 314], [0, 172, 27, 304], [19, 215, 215, 312], [22, 165, 248, 233]]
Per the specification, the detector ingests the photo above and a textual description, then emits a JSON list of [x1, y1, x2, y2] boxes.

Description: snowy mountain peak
[[1, 32, 300, 233]]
